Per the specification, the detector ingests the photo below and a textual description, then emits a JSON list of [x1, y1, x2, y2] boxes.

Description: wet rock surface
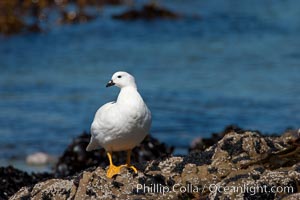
[[112, 3, 180, 20], [9, 129, 300, 200]]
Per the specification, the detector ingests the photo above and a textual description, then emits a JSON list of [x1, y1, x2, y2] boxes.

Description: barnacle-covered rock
[[10, 129, 300, 199]]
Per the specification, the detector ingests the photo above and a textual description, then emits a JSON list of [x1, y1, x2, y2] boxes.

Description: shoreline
[[1, 126, 300, 199]]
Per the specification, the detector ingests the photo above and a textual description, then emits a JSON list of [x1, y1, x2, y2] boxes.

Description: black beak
[[106, 80, 115, 87]]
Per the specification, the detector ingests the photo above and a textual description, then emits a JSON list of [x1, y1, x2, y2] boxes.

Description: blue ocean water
[[0, 0, 299, 169]]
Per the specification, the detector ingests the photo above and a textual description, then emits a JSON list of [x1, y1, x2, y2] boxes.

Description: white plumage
[[86, 71, 151, 153]]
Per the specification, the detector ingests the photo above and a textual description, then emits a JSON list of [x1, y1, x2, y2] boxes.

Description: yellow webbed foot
[[106, 164, 137, 178], [105, 150, 138, 178], [126, 165, 138, 173], [125, 150, 138, 173], [106, 165, 124, 178]]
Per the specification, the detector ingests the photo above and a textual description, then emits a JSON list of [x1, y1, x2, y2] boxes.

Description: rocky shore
[[112, 3, 180, 21], [0, 0, 180, 35], [0, 132, 173, 199], [2, 127, 300, 199]]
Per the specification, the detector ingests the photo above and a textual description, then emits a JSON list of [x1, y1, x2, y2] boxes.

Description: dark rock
[[177, 192, 195, 200], [147, 160, 161, 171], [8, 128, 300, 199], [221, 137, 245, 156], [223, 174, 250, 184], [173, 146, 215, 173], [254, 140, 261, 153], [112, 3, 180, 21], [207, 166, 218, 174], [138, 174, 166, 186], [232, 155, 251, 163], [222, 124, 245, 134], [100, 0, 124, 5], [54, 132, 174, 177], [264, 137, 278, 151], [112, 181, 124, 188], [69, 0, 125, 6], [189, 125, 244, 152], [254, 167, 265, 173], [244, 185, 275, 200], [0, 166, 52, 200], [0, 0, 129, 35], [54, 132, 105, 177], [295, 165, 300, 172]]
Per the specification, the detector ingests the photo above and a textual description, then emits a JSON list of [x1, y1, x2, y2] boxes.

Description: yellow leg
[[106, 151, 124, 178], [125, 150, 138, 173], [106, 150, 138, 178]]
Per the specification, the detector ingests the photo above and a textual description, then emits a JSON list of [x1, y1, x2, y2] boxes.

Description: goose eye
[[117, 75, 122, 78]]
